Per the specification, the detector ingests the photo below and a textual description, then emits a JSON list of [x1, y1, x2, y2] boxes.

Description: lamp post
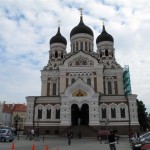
[[14, 114, 20, 135]]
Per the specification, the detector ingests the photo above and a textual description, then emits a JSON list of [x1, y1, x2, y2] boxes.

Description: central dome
[[70, 16, 93, 38]]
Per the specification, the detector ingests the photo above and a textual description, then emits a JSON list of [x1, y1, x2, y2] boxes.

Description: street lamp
[[14, 114, 20, 135]]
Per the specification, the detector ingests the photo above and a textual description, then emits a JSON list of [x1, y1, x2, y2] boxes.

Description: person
[[134, 130, 140, 139], [26, 129, 31, 140], [66, 130, 72, 145], [31, 128, 35, 140], [108, 130, 116, 150], [114, 130, 119, 144]]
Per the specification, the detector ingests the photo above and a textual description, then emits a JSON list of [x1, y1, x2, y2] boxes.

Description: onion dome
[[70, 16, 93, 38], [96, 25, 114, 44], [50, 27, 67, 45]]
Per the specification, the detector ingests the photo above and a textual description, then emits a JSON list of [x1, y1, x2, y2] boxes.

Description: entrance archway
[[80, 104, 89, 125], [71, 104, 79, 126]]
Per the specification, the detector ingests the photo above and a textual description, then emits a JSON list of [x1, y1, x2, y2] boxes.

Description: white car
[[0, 128, 15, 142]]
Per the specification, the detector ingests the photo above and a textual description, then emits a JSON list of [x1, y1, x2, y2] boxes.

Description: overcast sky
[[0, 0, 150, 112]]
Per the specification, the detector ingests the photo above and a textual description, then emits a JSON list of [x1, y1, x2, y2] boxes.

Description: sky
[[0, 0, 150, 112]]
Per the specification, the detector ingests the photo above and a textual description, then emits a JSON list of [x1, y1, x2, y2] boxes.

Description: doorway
[[80, 104, 89, 125], [71, 104, 79, 126], [71, 103, 89, 126]]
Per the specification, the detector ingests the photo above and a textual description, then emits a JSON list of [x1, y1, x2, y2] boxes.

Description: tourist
[[108, 130, 116, 150], [66, 130, 72, 145]]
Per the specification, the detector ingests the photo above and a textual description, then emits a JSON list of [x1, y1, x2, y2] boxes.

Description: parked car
[[0, 128, 15, 142], [132, 140, 150, 150], [131, 132, 150, 150]]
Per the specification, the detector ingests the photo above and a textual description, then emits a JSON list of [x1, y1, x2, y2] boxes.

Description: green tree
[[137, 99, 148, 131]]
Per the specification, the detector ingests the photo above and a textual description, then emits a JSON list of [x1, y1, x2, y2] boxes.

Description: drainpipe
[[125, 94, 131, 131], [33, 97, 37, 129], [98, 93, 102, 128]]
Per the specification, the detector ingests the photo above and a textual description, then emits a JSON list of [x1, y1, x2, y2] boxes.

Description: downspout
[[98, 92, 102, 128], [33, 97, 37, 129], [125, 94, 131, 131]]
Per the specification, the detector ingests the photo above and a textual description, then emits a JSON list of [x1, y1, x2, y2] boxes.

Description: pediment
[[62, 78, 95, 97], [62, 51, 99, 68]]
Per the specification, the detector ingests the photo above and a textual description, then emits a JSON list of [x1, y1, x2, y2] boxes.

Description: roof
[[2, 104, 12, 113], [96, 25, 114, 44], [50, 27, 67, 45], [70, 16, 93, 37], [12, 104, 27, 112]]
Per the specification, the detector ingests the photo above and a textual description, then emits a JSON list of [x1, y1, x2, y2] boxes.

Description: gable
[[62, 78, 95, 98], [62, 51, 99, 68]]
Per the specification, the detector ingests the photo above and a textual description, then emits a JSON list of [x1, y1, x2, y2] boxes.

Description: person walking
[[66, 130, 72, 145], [108, 130, 116, 150], [26, 129, 31, 140], [31, 128, 35, 140]]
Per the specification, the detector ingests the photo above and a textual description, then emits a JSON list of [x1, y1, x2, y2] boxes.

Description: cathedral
[[24, 10, 139, 135]]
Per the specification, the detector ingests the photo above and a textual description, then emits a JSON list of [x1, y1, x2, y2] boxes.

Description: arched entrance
[[71, 103, 89, 126], [71, 104, 79, 126], [80, 104, 89, 125]]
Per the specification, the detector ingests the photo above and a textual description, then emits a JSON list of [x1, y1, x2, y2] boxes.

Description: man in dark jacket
[[66, 130, 72, 145], [108, 130, 116, 150]]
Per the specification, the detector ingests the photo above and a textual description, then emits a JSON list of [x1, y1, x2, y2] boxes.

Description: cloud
[[0, 0, 150, 113]]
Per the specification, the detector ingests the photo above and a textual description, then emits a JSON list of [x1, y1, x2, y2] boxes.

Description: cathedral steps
[[60, 125, 98, 138]]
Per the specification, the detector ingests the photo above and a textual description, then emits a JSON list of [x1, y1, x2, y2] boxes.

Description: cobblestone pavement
[[1, 136, 132, 150]]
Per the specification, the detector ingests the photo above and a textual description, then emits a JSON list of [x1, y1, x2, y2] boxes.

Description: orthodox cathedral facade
[[25, 11, 139, 135]]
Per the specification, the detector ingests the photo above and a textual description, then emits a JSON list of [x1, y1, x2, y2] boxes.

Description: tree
[[137, 99, 148, 131]]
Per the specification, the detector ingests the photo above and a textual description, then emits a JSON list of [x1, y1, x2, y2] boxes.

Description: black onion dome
[[96, 25, 114, 44], [70, 16, 93, 38], [50, 27, 67, 45]]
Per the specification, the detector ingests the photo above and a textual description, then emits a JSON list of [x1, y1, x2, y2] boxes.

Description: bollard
[[31, 144, 35, 150], [12, 142, 15, 150], [45, 144, 48, 150]]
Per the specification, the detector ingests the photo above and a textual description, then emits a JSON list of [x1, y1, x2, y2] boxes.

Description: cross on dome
[[102, 18, 105, 26], [58, 20, 61, 27], [79, 8, 83, 16]]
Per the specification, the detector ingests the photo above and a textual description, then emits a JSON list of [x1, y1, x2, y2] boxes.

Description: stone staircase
[[69, 125, 98, 138]]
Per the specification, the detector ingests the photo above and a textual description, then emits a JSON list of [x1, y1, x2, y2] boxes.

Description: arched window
[[56, 109, 60, 119], [120, 108, 125, 118], [100, 52, 102, 57], [61, 52, 63, 59], [38, 109, 42, 119], [71, 78, 75, 84], [76, 42, 78, 51], [55, 51, 58, 58], [53, 83, 56, 95], [47, 109, 51, 119], [80, 42, 83, 50], [108, 82, 112, 94], [89, 43, 91, 52], [105, 49, 109, 56], [85, 42, 87, 51], [87, 78, 91, 85], [73, 44, 75, 52], [102, 108, 106, 118], [111, 108, 116, 118]]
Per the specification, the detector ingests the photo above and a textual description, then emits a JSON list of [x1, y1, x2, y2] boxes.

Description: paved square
[[1, 136, 132, 150]]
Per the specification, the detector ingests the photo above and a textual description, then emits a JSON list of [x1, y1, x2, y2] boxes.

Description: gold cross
[[79, 8, 83, 16], [102, 18, 105, 26], [58, 20, 61, 27]]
